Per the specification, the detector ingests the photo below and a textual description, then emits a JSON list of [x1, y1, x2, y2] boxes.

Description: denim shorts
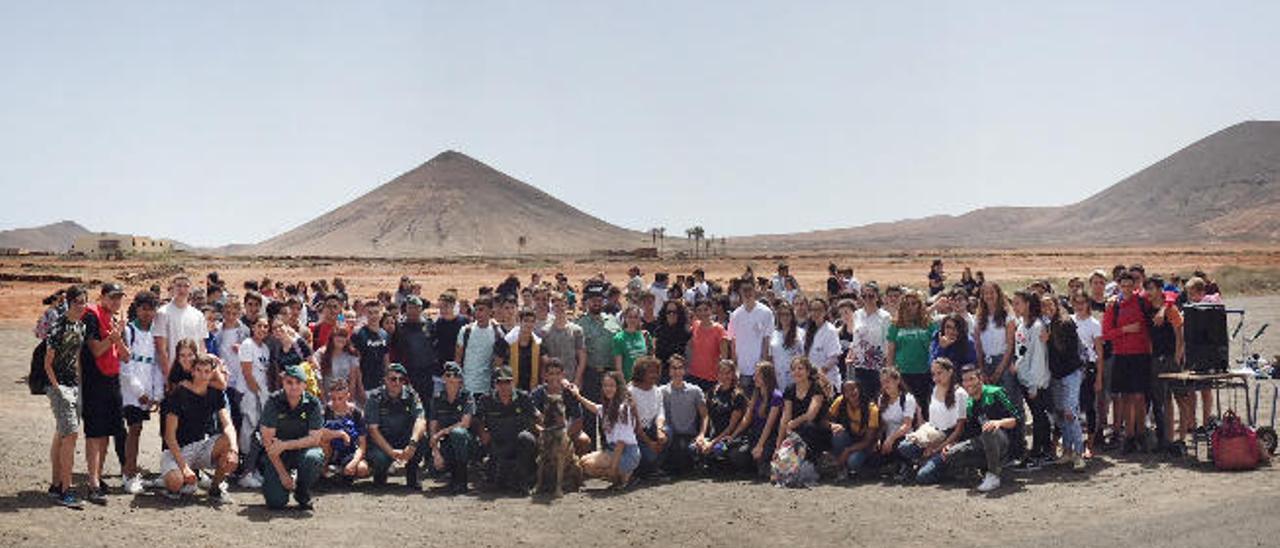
[[609, 442, 641, 475]]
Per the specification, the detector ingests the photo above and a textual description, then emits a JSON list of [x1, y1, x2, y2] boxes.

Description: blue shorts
[[608, 442, 641, 475]]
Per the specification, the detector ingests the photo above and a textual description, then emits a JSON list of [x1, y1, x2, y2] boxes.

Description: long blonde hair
[[894, 290, 929, 329]]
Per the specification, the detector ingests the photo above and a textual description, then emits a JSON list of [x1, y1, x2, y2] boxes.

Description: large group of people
[[32, 259, 1227, 509]]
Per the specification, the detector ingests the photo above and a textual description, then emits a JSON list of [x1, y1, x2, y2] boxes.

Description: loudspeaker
[[1183, 303, 1228, 372]]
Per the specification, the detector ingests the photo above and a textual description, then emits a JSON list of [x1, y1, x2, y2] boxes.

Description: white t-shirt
[[928, 386, 970, 431], [236, 337, 272, 396], [648, 284, 668, 315], [1015, 318, 1049, 391], [806, 321, 843, 387], [851, 308, 892, 370], [728, 303, 775, 376], [880, 393, 918, 439], [629, 384, 663, 429], [769, 327, 806, 389], [154, 301, 206, 366], [218, 324, 250, 363], [978, 314, 1010, 358], [599, 405, 638, 446], [683, 282, 710, 304], [121, 322, 159, 406], [1074, 315, 1102, 363]]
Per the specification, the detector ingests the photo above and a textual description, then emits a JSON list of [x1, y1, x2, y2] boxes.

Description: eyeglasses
[[386, 376, 406, 384]]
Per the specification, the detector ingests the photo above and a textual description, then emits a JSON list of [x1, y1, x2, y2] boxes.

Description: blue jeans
[[897, 441, 945, 484], [830, 430, 873, 473], [1052, 369, 1084, 454]]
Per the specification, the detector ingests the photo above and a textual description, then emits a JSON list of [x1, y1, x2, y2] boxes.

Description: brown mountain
[[245, 150, 647, 257], [734, 120, 1280, 250], [0, 220, 91, 253]]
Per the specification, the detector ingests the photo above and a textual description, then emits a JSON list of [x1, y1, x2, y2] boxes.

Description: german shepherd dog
[[536, 394, 581, 497]]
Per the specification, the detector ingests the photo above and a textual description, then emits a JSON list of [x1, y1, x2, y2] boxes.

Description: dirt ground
[[2, 252, 1280, 547]]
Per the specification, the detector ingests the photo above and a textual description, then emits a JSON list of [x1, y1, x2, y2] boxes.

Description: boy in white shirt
[[120, 291, 160, 494]]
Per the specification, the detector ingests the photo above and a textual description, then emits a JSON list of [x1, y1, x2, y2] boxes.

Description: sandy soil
[[2, 253, 1280, 547]]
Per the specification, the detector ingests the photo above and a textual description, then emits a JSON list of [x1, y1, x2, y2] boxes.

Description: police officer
[[366, 363, 428, 489], [429, 362, 478, 494], [260, 365, 325, 510], [478, 366, 538, 492]]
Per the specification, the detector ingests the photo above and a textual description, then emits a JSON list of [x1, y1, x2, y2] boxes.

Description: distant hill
[[0, 220, 91, 253], [243, 150, 648, 257], [733, 120, 1280, 250]]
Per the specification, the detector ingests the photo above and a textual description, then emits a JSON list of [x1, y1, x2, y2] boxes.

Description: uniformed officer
[[366, 363, 428, 489], [478, 366, 538, 492], [259, 365, 325, 510], [429, 362, 478, 494]]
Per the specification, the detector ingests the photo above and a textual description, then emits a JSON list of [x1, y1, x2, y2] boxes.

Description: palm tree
[[517, 235, 527, 254], [688, 226, 705, 259], [657, 227, 666, 255], [720, 236, 726, 257], [650, 228, 658, 247]]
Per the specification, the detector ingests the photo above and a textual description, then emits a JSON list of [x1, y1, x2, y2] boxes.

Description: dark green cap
[[387, 363, 408, 376], [283, 365, 307, 382]]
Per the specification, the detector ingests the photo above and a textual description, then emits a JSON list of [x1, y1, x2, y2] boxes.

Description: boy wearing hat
[[81, 282, 130, 505], [259, 365, 325, 510], [365, 363, 429, 489], [478, 366, 538, 492], [429, 362, 477, 493]]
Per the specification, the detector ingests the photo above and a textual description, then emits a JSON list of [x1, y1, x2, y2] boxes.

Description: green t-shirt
[[577, 313, 621, 371], [887, 322, 938, 374], [611, 330, 649, 381]]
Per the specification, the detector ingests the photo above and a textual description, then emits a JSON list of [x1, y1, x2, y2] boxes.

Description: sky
[[2, 1, 1278, 247]]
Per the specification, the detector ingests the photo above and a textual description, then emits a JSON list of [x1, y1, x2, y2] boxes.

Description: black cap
[[494, 366, 514, 382], [101, 283, 125, 296], [584, 282, 606, 300]]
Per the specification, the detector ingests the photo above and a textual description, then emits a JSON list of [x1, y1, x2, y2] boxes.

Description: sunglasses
[[386, 375, 406, 384]]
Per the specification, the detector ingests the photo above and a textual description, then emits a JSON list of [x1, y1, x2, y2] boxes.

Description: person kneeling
[[320, 378, 370, 482], [569, 371, 641, 489], [945, 364, 1021, 493], [160, 355, 238, 504], [478, 366, 538, 492], [260, 366, 326, 510], [430, 362, 478, 494], [828, 380, 880, 480]]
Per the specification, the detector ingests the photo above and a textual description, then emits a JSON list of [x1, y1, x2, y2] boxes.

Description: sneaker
[[1012, 458, 1041, 473], [141, 476, 163, 490], [86, 488, 108, 506], [47, 484, 61, 499], [208, 486, 234, 505], [163, 490, 182, 502], [197, 475, 212, 491], [1054, 452, 1074, 466], [56, 490, 84, 509], [237, 472, 263, 490], [1071, 454, 1086, 471], [296, 499, 314, 511], [180, 483, 197, 495], [976, 472, 1001, 493], [123, 474, 144, 495]]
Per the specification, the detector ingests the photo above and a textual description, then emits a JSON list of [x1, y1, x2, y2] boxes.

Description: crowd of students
[[32, 260, 1226, 509]]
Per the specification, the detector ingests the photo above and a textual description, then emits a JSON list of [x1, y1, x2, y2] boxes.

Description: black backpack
[[28, 341, 49, 395]]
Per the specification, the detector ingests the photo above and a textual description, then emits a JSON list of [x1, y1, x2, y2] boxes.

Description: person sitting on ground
[[259, 365, 325, 510], [877, 367, 920, 467], [478, 366, 539, 492], [365, 363, 428, 489], [660, 355, 707, 475], [695, 358, 747, 469], [777, 356, 832, 462], [828, 380, 880, 480], [160, 355, 238, 503], [531, 358, 590, 455], [629, 356, 669, 477], [947, 364, 1021, 493], [569, 371, 641, 489], [727, 362, 783, 477], [429, 362, 477, 494], [320, 378, 369, 482], [896, 358, 968, 484]]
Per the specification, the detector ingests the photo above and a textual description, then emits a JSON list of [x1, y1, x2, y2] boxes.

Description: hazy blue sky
[[2, 2, 1278, 246]]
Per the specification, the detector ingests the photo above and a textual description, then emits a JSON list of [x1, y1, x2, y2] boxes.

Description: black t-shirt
[[826, 276, 841, 297], [530, 385, 582, 423], [783, 384, 824, 427], [391, 320, 438, 382], [162, 385, 226, 447], [653, 323, 690, 364], [706, 386, 747, 437], [433, 316, 468, 364], [511, 340, 549, 392], [352, 326, 389, 390]]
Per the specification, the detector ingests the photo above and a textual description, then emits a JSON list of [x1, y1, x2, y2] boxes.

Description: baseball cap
[[283, 365, 307, 382], [494, 366, 514, 382], [101, 283, 125, 296], [404, 295, 424, 308], [443, 361, 462, 376], [388, 363, 408, 376]]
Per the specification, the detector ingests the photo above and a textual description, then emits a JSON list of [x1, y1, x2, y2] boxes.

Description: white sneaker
[[197, 476, 212, 491], [1071, 454, 1086, 471], [977, 472, 1001, 493], [180, 483, 197, 495], [141, 476, 162, 490], [123, 474, 144, 495], [237, 472, 263, 489]]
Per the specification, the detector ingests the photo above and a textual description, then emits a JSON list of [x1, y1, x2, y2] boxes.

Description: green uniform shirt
[[577, 313, 621, 371], [261, 390, 324, 442], [366, 385, 425, 442], [430, 388, 475, 430], [479, 389, 536, 443], [887, 322, 938, 374]]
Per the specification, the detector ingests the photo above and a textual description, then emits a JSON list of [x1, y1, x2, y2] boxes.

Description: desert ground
[[2, 250, 1279, 547]]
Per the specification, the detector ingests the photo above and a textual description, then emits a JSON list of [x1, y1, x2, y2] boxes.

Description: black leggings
[[1025, 386, 1052, 458], [903, 373, 933, 420]]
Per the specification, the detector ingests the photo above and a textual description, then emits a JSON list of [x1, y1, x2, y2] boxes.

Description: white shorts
[[160, 435, 222, 476]]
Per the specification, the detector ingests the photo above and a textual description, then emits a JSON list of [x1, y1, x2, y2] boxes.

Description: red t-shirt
[[84, 304, 121, 376], [310, 321, 335, 350], [1102, 296, 1151, 356], [689, 320, 727, 382]]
